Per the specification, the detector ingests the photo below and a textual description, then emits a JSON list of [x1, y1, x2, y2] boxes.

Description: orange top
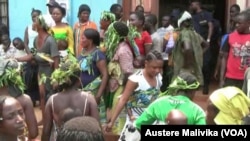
[[73, 21, 97, 57]]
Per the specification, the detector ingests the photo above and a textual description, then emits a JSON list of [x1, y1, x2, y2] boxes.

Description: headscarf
[[160, 73, 200, 97], [37, 15, 52, 34], [209, 86, 250, 125], [40, 57, 80, 88], [0, 59, 25, 97], [100, 11, 116, 23], [177, 11, 192, 27]]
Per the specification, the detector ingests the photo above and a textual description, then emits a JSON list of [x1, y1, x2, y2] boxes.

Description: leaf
[[39, 73, 47, 85]]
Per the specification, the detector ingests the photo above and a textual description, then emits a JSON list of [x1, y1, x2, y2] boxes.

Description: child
[[13, 37, 27, 58], [12, 37, 27, 72], [58, 39, 69, 60]]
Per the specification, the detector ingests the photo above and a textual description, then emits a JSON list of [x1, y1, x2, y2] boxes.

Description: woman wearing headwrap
[[104, 50, 163, 138], [104, 21, 134, 134], [0, 59, 38, 140], [51, 5, 74, 55], [41, 59, 99, 141], [135, 72, 206, 130], [16, 15, 60, 125], [206, 86, 250, 125], [99, 11, 116, 44]]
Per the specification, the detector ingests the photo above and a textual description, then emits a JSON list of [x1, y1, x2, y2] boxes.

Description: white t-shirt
[[27, 24, 38, 49], [129, 69, 162, 92]]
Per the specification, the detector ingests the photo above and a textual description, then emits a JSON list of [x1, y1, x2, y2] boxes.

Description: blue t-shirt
[[192, 10, 213, 39], [220, 34, 229, 49], [78, 49, 106, 87]]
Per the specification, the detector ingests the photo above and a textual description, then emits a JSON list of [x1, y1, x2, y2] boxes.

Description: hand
[[129, 116, 136, 122], [213, 70, 218, 80], [103, 122, 113, 132], [95, 96, 101, 105], [219, 80, 224, 88]]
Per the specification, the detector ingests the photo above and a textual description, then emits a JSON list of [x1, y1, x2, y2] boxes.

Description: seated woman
[[206, 86, 250, 125], [41, 59, 99, 141], [0, 59, 38, 140], [0, 95, 27, 141]]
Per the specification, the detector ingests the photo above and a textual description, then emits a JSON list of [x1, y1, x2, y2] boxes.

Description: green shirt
[[135, 95, 206, 130]]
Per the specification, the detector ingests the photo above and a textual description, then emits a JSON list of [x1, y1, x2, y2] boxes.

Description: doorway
[[158, 0, 227, 33]]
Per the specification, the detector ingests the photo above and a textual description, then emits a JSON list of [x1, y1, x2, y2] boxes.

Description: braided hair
[[145, 50, 163, 61]]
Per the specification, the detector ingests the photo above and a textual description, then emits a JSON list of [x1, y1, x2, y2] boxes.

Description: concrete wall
[[9, 0, 117, 40]]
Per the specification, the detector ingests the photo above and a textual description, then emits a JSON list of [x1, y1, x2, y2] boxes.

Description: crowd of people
[[1, 0, 250, 140]]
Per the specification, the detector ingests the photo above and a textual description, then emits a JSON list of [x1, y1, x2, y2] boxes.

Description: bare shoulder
[[80, 91, 95, 102]]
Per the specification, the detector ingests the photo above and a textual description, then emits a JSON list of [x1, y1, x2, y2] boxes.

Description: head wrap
[[100, 11, 116, 23], [37, 15, 51, 33], [177, 11, 192, 27], [160, 74, 200, 97], [0, 59, 25, 97], [209, 86, 250, 125]]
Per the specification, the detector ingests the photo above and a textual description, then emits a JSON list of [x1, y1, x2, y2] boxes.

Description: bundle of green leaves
[[0, 59, 25, 93]]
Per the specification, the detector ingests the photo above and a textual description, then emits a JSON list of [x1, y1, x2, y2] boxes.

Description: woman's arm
[[18, 95, 38, 139], [16, 54, 33, 62], [95, 59, 108, 104], [67, 26, 75, 55], [53, 56, 60, 69], [24, 27, 30, 54], [86, 93, 100, 121], [41, 97, 53, 141], [105, 80, 138, 131]]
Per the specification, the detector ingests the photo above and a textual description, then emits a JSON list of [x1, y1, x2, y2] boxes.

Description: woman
[[0, 95, 27, 141], [104, 21, 134, 134], [41, 59, 99, 141], [16, 15, 60, 125], [24, 8, 41, 51], [206, 86, 250, 125], [23, 9, 41, 106], [0, 59, 38, 140], [105, 50, 163, 133], [78, 29, 108, 124], [74, 4, 97, 57], [51, 5, 74, 55], [99, 11, 116, 52], [129, 11, 152, 68]]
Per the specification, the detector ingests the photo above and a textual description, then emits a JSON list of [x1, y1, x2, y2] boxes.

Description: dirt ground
[[34, 81, 219, 140]]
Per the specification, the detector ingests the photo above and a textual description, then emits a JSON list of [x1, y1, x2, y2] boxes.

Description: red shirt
[[134, 31, 152, 55], [225, 31, 250, 80]]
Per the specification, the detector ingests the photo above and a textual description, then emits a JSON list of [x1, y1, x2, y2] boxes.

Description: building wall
[[9, 0, 117, 40]]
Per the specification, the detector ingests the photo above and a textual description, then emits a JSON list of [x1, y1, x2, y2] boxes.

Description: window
[[0, 0, 8, 26]]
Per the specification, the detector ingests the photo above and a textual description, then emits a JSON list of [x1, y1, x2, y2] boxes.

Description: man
[[144, 14, 163, 53], [190, 0, 213, 94], [220, 10, 250, 90], [157, 14, 174, 39], [110, 4, 123, 21]]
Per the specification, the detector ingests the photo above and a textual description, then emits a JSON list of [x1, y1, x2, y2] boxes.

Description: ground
[[34, 81, 219, 140]]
